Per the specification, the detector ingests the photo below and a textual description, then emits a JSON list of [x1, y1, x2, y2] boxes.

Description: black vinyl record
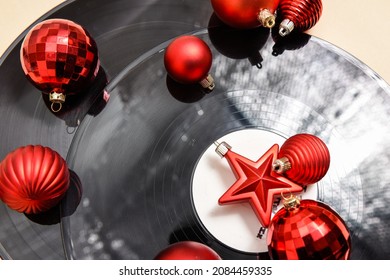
[[0, 0, 390, 260]]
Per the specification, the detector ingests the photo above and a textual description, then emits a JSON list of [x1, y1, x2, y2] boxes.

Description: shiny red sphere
[[154, 241, 222, 260], [164, 36, 212, 84], [267, 200, 351, 260], [279, 133, 330, 185], [211, 0, 280, 29], [20, 18, 99, 96], [0, 145, 70, 214]]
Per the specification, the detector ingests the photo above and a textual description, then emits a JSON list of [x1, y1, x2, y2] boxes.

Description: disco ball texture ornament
[[278, 0, 323, 36], [20, 18, 100, 112], [0, 145, 70, 214], [211, 0, 280, 29], [164, 35, 215, 91], [267, 196, 351, 260], [273, 133, 330, 185], [154, 241, 222, 260]]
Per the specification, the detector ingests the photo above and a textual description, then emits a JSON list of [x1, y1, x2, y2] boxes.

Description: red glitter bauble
[[211, 0, 280, 29], [20, 18, 100, 111], [278, 0, 323, 36], [273, 133, 330, 185], [164, 35, 214, 90], [154, 241, 222, 260], [0, 145, 70, 214], [267, 197, 351, 260]]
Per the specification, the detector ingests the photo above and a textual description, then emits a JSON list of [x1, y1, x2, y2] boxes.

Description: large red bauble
[[154, 241, 221, 260], [267, 198, 351, 260], [0, 145, 70, 214], [20, 18, 100, 111], [211, 0, 280, 29], [273, 133, 330, 185], [278, 0, 323, 36], [164, 35, 214, 90]]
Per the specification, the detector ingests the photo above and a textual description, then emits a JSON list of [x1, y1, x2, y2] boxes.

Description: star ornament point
[[218, 144, 303, 227]]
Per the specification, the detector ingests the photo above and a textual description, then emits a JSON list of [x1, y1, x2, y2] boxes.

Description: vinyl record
[[1, 0, 390, 260]]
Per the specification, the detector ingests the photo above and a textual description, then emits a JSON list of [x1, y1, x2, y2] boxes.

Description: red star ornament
[[215, 142, 303, 227]]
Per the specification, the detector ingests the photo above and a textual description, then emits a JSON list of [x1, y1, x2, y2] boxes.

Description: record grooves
[[1, 0, 390, 260]]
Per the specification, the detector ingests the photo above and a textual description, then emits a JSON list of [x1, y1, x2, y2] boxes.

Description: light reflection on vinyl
[[0, 0, 389, 260]]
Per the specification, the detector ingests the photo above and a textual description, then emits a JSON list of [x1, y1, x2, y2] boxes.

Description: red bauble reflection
[[211, 0, 280, 29], [154, 241, 221, 260], [273, 133, 330, 185], [20, 18, 100, 111], [267, 198, 351, 260], [278, 0, 323, 36], [0, 145, 70, 214], [164, 35, 214, 90]]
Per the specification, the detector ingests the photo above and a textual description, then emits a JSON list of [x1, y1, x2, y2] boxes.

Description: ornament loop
[[51, 102, 62, 113]]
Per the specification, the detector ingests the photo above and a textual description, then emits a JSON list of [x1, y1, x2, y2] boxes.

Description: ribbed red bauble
[[154, 241, 221, 260], [20, 18, 100, 112], [273, 133, 330, 186], [267, 195, 351, 260], [278, 0, 323, 36], [164, 35, 215, 91], [211, 0, 280, 29], [0, 145, 70, 214]]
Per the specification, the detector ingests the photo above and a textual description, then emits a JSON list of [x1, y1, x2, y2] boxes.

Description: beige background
[[1, 0, 390, 84]]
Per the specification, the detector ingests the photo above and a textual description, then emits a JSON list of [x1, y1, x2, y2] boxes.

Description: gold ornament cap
[[257, 9, 276, 28], [49, 91, 66, 112], [199, 74, 215, 91], [281, 192, 301, 211], [273, 157, 292, 173]]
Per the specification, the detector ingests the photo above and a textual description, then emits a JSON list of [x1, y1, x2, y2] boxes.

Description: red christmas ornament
[[211, 0, 280, 29], [273, 133, 330, 186], [215, 142, 303, 227], [267, 195, 351, 260], [20, 18, 100, 112], [154, 241, 221, 260], [0, 145, 70, 214], [164, 35, 215, 91], [278, 0, 323, 36]]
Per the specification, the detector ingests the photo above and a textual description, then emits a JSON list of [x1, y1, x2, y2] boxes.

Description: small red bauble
[[211, 0, 280, 29], [273, 133, 330, 186], [0, 145, 70, 214], [20, 18, 100, 112], [267, 195, 351, 260], [154, 241, 221, 260], [278, 0, 323, 36], [164, 35, 215, 91]]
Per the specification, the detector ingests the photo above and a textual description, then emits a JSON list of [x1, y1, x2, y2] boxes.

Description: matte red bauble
[[273, 133, 330, 185], [20, 18, 100, 112], [0, 145, 70, 214], [154, 241, 221, 260], [211, 0, 280, 29], [164, 35, 215, 91], [278, 0, 323, 36], [267, 196, 351, 260]]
